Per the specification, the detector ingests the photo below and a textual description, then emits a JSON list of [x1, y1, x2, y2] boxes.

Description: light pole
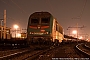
[[68, 23, 84, 39], [13, 24, 19, 38], [0, 19, 3, 39], [72, 30, 77, 38], [67, 28, 70, 36]]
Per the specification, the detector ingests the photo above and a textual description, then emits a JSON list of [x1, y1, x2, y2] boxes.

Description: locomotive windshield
[[41, 18, 50, 24], [31, 18, 39, 24], [30, 17, 50, 25]]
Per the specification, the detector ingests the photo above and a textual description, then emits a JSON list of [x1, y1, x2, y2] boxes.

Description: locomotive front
[[27, 12, 53, 44]]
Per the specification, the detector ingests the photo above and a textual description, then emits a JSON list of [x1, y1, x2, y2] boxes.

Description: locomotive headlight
[[30, 32, 49, 35], [30, 32, 34, 34], [46, 32, 48, 34], [43, 32, 49, 34], [30, 32, 31, 34], [32, 32, 34, 34], [38, 26, 40, 29]]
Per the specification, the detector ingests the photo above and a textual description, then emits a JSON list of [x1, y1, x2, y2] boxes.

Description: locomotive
[[27, 12, 64, 45]]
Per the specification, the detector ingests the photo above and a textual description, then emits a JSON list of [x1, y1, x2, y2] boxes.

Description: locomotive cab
[[27, 12, 64, 45]]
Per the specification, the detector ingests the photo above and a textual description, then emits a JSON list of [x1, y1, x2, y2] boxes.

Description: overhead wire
[[0, 12, 3, 17], [0, 0, 18, 21], [45, 0, 58, 19], [45, 0, 53, 13], [10, 0, 27, 14], [79, 0, 87, 19], [9, 0, 29, 29], [0, 0, 7, 4], [71, 0, 87, 26], [0, 0, 28, 22], [77, 0, 87, 28], [0, 0, 20, 11]]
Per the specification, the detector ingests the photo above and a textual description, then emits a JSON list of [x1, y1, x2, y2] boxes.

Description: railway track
[[13, 46, 56, 60], [0, 47, 30, 56], [76, 43, 90, 57], [0, 45, 55, 60], [1, 42, 90, 59], [0, 47, 33, 60]]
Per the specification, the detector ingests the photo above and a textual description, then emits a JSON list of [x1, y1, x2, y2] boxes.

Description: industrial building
[[0, 26, 11, 39]]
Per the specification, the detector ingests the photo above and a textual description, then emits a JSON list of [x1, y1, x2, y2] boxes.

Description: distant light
[[17, 33, 21, 38], [14, 24, 19, 29], [79, 36, 83, 39], [72, 30, 77, 34]]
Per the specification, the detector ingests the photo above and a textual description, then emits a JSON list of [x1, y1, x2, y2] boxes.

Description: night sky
[[0, 0, 90, 39]]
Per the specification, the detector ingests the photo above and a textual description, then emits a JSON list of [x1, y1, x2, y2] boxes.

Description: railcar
[[27, 12, 64, 45]]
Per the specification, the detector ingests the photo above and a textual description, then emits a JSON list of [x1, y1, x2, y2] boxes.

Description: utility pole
[[77, 23, 78, 39], [67, 28, 70, 36], [68, 23, 84, 39], [4, 10, 6, 39]]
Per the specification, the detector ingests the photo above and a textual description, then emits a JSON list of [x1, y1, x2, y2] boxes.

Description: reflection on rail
[[76, 43, 90, 57]]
